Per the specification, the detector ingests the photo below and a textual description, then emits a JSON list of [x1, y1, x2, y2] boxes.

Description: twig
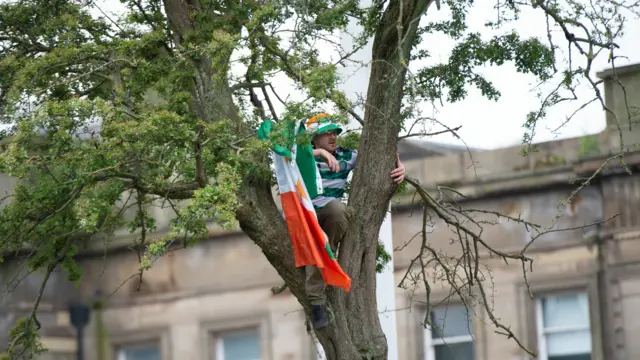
[[261, 85, 280, 121], [230, 82, 271, 91], [257, 32, 365, 125], [398, 125, 462, 140], [399, 174, 618, 356], [271, 283, 288, 294], [267, 84, 287, 105]]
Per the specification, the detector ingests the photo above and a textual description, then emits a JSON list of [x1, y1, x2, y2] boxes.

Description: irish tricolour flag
[[273, 148, 352, 292]]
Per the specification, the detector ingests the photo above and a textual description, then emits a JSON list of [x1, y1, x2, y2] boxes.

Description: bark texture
[[163, 0, 240, 124], [320, 1, 433, 358], [162, 0, 432, 358]]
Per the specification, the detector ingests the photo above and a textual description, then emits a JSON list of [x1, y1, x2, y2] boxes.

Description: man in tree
[[1, 0, 635, 357], [305, 114, 406, 329]]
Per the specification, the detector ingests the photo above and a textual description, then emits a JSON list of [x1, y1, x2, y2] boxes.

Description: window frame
[[517, 267, 604, 360], [116, 341, 163, 360], [535, 291, 592, 360], [200, 312, 271, 360], [422, 303, 475, 360], [213, 327, 262, 360], [110, 326, 170, 360]]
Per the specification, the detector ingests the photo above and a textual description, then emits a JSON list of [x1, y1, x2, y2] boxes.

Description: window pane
[[220, 330, 261, 360], [434, 342, 474, 360], [431, 305, 473, 339], [547, 330, 591, 356], [548, 354, 590, 360], [542, 293, 589, 329], [120, 345, 161, 360]]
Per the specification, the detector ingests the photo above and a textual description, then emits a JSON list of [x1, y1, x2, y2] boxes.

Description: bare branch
[[398, 125, 462, 140], [261, 85, 280, 122], [267, 83, 287, 105], [256, 32, 365, 125], [271, 283, 288, 294], [399, 174, 619, 355]]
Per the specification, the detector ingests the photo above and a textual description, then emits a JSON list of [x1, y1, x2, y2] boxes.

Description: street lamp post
[[69, 302, 90, 360]]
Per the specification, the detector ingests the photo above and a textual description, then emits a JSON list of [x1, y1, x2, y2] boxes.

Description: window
[[215, 329, 261, 360], [116, 342, 161, 360], [425, 304, 475, 360], [536, 292, 591, 360]]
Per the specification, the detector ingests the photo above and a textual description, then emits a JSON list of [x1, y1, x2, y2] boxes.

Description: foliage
[[375, 241, 392, 274], [337, 131, 361, 150], [0, 0, 637, 357], [578, 134, 601, 158], [1, 318, 45, 360], [415, 33, 555, 102]]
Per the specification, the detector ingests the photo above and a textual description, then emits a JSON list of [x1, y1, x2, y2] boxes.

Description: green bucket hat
[[305, 113, 343, 135]]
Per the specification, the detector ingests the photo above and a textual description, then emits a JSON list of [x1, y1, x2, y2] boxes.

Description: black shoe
[[311, 304, 328, 329]]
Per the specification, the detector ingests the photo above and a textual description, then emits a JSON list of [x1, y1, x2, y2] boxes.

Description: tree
[[0, 0, 637, 358]]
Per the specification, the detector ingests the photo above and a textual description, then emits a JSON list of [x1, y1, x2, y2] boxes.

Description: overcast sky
[[289, 2, 640, 150], [405, 5, 640, 150], [4, 0, 639, 151]]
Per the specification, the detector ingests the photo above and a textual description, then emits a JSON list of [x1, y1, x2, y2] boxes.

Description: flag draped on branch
[[257, 119, 351, 292]]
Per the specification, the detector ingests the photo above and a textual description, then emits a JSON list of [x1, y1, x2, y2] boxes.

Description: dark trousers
[[306, 200, 351, 305]]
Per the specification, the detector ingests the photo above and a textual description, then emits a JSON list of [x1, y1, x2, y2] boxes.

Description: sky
[[3, 0, 639, 151], [290, 2, 640, 150], [406, 5, 640, 150]]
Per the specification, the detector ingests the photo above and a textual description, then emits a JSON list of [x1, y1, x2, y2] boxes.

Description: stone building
[[1, 63, 640, 360]]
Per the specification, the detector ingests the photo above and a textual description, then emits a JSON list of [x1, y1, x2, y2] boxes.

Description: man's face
[[313, 130, 338, 153]]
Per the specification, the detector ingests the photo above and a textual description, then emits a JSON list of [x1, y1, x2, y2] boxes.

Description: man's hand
[[313, 148, 340, 172], [391, 152, 406, 184]]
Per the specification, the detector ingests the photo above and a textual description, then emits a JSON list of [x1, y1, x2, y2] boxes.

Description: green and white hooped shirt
[[311, 147, 358, 209]]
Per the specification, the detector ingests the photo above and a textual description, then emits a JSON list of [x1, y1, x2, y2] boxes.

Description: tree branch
[[401, 175, 618, 356], [267, 83, 287, 105], [261, 85, 280, 122], [230, 82, 271, 91], [256, 32, 365, 125], [92, 172, 201, 199], [398, 125, 462, 139]]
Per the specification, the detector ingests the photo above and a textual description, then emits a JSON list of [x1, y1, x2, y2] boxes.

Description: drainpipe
[[92, 292, 106, 360]]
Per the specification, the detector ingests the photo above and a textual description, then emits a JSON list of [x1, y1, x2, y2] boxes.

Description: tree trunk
[[163, 0, 432, 358], [315, 1, 432, 358], [239, 0, 433, 358]]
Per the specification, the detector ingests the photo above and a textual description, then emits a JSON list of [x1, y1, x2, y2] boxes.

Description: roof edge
[[596, 62, 640, 80]]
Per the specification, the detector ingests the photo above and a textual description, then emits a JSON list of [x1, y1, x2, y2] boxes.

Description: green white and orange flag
[[258, 119, 351, 292], [273, 148, 351, 292]]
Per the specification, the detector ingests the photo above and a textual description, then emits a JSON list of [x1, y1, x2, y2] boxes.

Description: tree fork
[[316, 0, 435, 359], [159, 0, 434, 358]]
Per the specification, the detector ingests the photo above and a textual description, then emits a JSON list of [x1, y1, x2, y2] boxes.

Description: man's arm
[[313, 148, 340, 172], [345, 149, 358, 171], [344, 149, 403, 183]]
